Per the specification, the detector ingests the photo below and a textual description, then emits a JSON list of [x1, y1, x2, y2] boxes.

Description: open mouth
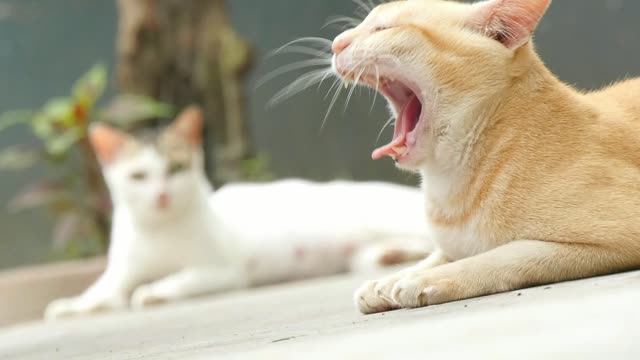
[[333, 54, 424, 162], [338, 66, 423, 162], [371, 79, 423, 161]]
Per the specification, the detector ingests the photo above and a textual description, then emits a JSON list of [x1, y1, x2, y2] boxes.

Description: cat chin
[[393, 153, 426, 172]]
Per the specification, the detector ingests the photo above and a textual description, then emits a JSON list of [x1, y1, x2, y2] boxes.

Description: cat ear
[[173, 105, 204, 145], [470, 0, 551, 49], [89, 123, 129, 164]]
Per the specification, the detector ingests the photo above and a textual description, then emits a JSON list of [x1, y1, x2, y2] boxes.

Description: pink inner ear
[[471, 0, 551, 49], [89, 124, 128, 164], [174, 105, 204, 145]]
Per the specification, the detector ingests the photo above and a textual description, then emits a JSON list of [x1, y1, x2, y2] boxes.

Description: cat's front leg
[[354, 250, 448, 314], [388, 239, 639, 311], [130, 266, 247, 309], [44, 267, 133, 320], [45, 295, 128, 320]]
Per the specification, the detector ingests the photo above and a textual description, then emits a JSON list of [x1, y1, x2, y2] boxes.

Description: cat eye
[[373, 25, 392, 32], [130, 171, 147, 181], [168, 162, 187, 176]]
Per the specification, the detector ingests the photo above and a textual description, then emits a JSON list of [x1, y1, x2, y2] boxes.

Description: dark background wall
[[0, 0, 117, 269], [1, 0, 639, 269]]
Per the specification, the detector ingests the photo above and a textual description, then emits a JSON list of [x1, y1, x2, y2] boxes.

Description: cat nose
[[156, 192, 170, 209], [332, 32, 354, 54]]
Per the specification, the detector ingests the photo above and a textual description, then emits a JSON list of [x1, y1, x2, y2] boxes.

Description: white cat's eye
[[130, 171, 147, 181], [168, 162, 187, 176]]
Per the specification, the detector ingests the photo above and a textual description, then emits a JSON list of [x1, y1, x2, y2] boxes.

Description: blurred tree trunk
[[116, 0, 253, 185]]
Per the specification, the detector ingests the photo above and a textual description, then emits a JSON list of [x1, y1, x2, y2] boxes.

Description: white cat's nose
[[156, 192, 170, 210]]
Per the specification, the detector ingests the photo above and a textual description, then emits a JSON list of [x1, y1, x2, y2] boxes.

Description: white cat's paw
[[44, 298, 78, 320], [44, 296, 126, 321], [130, 285, 169, 309]]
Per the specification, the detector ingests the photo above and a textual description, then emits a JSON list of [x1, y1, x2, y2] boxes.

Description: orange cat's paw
[[391, 274, 459, 308], [354, 280, 394, 314], [354, 272, 409, 314]]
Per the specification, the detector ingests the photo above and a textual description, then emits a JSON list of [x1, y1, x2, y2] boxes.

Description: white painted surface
[[1, 269, 638, 360]]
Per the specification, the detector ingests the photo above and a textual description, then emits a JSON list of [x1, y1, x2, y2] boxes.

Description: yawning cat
[[329, 0, 640, 313], [44, 106, 431, 319]]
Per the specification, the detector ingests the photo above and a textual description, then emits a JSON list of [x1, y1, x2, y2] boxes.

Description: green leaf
[[39, 97, 75, 129], [42, 97, 73, 117], [242, 154, 275, 182], [31, 114, 54, 139], [100, 94, 174, 128], [45, 128, 83, 156], [72, 64, 107, 107], [8, 181, 69, 212], [0, 146, 40, 170], [0, 110, 34, 132]]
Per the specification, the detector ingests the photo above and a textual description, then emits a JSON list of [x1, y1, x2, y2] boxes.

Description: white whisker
[[371, 65, 380, 112], [376, 115, 395, 144], [257, 58, 332, 88], [322, 80, 345, 130], [344, 66, 367, 112], [353, 0, 373, 13], [354, 8, 369, 20], [323, 15, 361, 29], [274, 37, 332, 54], [268, 46, 331, 60], [325, 78, 342, 100], [271, 38, 330, 62], [318, 69, 335, 90], [268, 68, 333, 107]]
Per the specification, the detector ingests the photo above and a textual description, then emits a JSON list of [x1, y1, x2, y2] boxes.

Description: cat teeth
[[394, 146, 408, 156]]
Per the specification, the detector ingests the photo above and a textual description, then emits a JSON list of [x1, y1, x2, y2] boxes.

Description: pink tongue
[[371, 95, 420, 160]]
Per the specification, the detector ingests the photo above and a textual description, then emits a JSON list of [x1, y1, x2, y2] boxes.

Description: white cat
[[44, 106, 431, 320]]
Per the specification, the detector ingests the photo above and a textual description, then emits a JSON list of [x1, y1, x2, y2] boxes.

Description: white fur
[[44, 143, 431, 320]]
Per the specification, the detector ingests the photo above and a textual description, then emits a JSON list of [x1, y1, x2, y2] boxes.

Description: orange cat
[[329, 0, 640, 313]]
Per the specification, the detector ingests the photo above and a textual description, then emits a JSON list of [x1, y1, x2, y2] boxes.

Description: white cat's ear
[[173, 105, 204, 145], [470, 0, 551, 49], [89, 123, 129, 164]]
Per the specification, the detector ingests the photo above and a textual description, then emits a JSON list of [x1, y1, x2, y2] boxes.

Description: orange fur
[[332, 0, 640, 313], [89, 124, 130, 164], [173, 105, 204, 146]]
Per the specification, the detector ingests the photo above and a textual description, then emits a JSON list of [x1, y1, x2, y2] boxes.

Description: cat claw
[[354, 278, 400, 314]]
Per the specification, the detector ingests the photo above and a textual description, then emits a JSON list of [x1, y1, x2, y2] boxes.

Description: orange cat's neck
[[424, 43, 596, 215], [456, 44, 589, 161]]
